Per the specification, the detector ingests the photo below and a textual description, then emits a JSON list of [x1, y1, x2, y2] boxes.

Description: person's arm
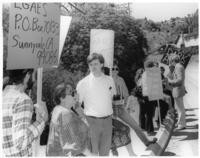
[[73, 91, 85, 116], [125, 96, 131, 110], [168, 65, 184, 87], [110, 77, 117, 98], [120, 77, 129, 103], [75, 84, 88, 125], [13, 98, 45, 151]]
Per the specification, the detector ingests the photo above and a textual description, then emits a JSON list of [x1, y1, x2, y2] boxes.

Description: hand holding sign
[[34, 101, 48, 123]]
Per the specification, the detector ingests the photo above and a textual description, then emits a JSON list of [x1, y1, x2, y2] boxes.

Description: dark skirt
[[111, 118, 131, 149]]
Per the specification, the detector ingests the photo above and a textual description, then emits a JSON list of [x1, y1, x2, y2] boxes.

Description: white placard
[[7, 3, 60, 69], [146, 67, 163, 101], [90, 29, 114, 68]]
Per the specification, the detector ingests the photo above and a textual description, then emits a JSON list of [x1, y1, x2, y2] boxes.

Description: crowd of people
[[2, 52, 187, 156]]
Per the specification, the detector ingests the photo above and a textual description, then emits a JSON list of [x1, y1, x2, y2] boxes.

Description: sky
[[131, 3, 198, 22]]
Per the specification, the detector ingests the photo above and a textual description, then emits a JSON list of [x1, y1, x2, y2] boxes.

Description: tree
[[60, 3, 148, 90], [185, 10, 198, 34]]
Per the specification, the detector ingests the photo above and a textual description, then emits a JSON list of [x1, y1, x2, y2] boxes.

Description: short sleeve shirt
[[76, 73, 116, 117]]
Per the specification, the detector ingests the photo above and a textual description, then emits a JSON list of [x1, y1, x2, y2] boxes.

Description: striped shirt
[[2, 85, 45, 156]]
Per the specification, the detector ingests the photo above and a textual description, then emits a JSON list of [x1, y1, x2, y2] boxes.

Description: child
[[126, 88, 140, 125]]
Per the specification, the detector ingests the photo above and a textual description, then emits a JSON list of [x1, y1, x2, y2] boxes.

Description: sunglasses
[[112, 68, 119, 71]]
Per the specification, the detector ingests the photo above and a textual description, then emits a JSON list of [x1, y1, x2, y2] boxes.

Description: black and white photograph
[[1, 0, 199, 156]]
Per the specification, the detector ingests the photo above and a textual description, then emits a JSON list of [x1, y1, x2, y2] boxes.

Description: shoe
[[146, 137, 157, 146], [176, 126, 186, 130]]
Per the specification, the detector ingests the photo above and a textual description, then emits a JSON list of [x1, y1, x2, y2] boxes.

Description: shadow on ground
[[162, 151, 176, 156], [185, 118, 198, 123], [172, 124, 198, 141], [185, 108, 198, 111], [185, 114, 196, 117]]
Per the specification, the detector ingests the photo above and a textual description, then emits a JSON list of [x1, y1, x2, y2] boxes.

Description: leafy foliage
[[60, 3, 148, 90]]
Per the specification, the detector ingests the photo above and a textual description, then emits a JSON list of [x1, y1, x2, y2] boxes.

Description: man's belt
[[87, 115, 111, 119]]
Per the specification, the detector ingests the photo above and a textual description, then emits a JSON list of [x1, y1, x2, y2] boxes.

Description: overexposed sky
[[131, 3, 198, 22]]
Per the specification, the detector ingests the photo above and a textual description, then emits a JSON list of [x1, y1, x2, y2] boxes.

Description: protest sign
[[7, 3, 60, 69], [145, 67, 163, 101], [90, 29, 114, 69], [160, 44, 192, 68]]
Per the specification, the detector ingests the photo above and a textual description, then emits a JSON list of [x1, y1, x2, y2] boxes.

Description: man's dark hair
[[87, 53, 104, 64], [8, 69, 34, 85]]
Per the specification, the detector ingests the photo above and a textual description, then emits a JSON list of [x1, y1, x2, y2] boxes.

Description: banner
[[90, 29, 114, 69], [160, 44, 192, 68], [145, 67, 163, 101], [7, 3, 60, 69]]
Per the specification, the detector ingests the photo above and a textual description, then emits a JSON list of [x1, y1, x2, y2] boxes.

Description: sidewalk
[[163, 55, 199, 156]]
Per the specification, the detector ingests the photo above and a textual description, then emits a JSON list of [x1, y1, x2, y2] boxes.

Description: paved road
[[163, 55, 199, 156]]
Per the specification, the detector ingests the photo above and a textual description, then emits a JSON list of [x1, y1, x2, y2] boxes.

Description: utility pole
[[127, 3, 131, 16]]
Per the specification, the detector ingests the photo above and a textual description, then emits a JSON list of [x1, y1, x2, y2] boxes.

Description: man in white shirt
[[76, 53, 116, 156]]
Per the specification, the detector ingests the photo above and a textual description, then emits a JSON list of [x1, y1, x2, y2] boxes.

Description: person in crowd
[[153, 66, 173, 127], [111, 61, 129, 102], [134, 68, 146, 129], [167, 64, 175, 80], [160, 66, 165, 79], [111, 61, 157, 143], [157, 65, 172, 110], [104, 66, 136, 156], [165, 64, 175, 108], [46, 83, 93, 156], [76, 53, 116, 156], [110, 114, 136, 156], [161, 66, 174, 108], [167, 55, 186, 130], [126, 88, 140, 125], [141, 61, 157, 135], [2, 69, 48, 156]]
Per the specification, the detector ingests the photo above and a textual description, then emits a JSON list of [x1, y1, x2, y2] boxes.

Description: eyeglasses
[[112, 68, 119, 71]]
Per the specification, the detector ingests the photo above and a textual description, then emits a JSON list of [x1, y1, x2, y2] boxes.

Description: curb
[[144, 110, 176, 156]]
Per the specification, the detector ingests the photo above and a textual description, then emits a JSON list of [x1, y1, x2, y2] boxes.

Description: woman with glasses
[[46, 82, 93, 156], [103, 64, 134, 156], [111, 61, 157, 155]]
